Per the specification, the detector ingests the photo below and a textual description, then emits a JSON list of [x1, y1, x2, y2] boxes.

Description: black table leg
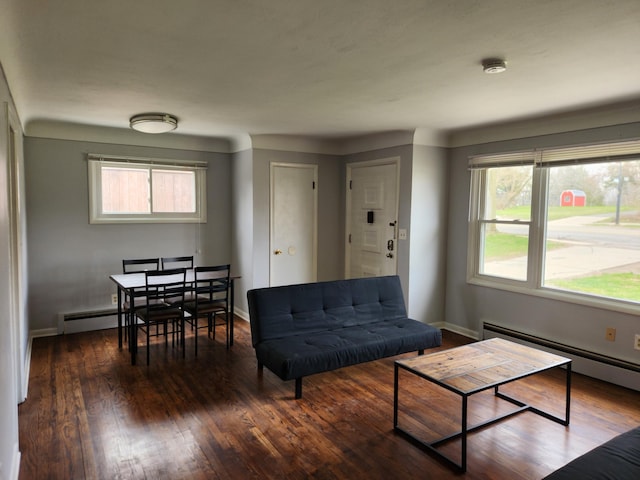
[[229, 278, 235, 346], [130, 295, 137, 365], [117, 288, 123, 349]]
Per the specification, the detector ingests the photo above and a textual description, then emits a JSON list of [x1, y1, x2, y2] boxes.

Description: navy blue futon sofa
[[247, 275, 442, 399]]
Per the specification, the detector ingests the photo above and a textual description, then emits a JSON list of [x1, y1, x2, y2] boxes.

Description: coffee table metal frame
[[393, 340, 571, 473]]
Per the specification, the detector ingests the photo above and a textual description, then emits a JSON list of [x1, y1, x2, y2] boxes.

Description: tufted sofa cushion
[[249, 276, 410, 345], [247, 276, 442, 383]]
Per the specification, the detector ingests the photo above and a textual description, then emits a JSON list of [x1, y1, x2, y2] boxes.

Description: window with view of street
[[469, 142, 640, 307], [543, 161, 640, 301]]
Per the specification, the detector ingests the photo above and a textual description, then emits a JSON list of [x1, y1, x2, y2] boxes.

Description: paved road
[[491, 215, 640, 280], [547, 215, 640, 250]]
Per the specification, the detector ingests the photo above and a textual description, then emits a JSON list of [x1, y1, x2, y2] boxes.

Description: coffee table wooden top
[[396, 337, 571, 395]]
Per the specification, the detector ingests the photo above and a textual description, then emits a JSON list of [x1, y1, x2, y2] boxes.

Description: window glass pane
[[483, 166, 532, 221], [102, 166, 150, 214], [478, 165, 532, 281], [480, 222, 529, 281], [544, 160, 640, 303], [151, 169, 196, 213]]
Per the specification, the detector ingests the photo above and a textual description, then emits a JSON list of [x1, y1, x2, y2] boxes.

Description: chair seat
[[123, 297, 164, 310], [137, 306, 183, 323], [183, 264, 231, 354], [165, 290, 198, 305], [183, 299, 226, 316]]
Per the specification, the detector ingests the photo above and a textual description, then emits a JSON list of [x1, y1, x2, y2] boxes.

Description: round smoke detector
[[482, 58, 507, 74]]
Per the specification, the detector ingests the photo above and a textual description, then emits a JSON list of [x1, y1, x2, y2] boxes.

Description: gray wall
[[231, 148, 254, 316], [250, 148, 344, 290], [24, 137, 232, 331], [445, 122, 640, 389], [408, 144, 448, 324], [343, 143, 449, 323]]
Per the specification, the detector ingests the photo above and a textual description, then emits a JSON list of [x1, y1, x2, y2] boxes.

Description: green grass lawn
[[546, 273, 640, 302], [484, 232, 528, 259], [485, 207, 640, 301], [484, 232, 640, 301], [484, 232, 564, 260]]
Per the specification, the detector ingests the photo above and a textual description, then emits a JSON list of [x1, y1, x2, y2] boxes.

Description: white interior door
[[346, 160, 399, 278], [270, 163, 318, 286]]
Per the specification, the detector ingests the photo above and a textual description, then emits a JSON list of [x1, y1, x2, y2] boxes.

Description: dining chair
[[123, 258, 160, 273], [121, 258, 161, 345], [161, 256, 194, 270], [182, 264, 231, 355], [134, 268, 187, 365], [161, 256, 196, 304]]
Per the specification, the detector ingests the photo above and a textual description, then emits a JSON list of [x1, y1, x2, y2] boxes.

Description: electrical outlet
[[605, 327, 616, 341], [111, 294, 118, 305], [634, 334, 640, 351]]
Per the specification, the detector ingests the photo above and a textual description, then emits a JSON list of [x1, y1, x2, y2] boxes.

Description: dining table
[[109, 269, 239, 365]]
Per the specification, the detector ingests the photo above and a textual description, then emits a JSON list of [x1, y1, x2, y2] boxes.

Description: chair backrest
[[161, 256, 194, 270], [143, 268, 187, 307], [193, 264, 230, 302], [122, 258, 160, 274]]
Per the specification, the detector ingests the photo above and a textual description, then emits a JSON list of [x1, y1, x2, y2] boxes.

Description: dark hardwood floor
[[18, 319, 640, 479]]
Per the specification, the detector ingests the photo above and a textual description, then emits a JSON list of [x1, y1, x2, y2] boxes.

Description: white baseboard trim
[[22, 329, 56, 405], [441, 322, 480, 340], [20, 336, 32, 403], [427, 320, 446, 330], [30, 327, 58, 338], [234, 307, 250, 322], [7, 442, 20, 480]]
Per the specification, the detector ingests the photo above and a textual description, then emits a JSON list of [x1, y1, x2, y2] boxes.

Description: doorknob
[[274, 249, 282, 255], [386, 252, 393, 258]]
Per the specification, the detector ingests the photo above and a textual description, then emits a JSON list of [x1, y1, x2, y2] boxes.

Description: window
[[468, 140, 640, 309], [88, 155, 207, 224]]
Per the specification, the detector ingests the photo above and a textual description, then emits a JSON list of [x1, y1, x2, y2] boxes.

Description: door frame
[[6, 102, 27, 403], [269, 162, 318, 286], [345, 157, 400, 278]]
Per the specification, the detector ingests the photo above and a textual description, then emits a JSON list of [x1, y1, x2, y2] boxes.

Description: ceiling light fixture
[[482, 58, 507, 74], [129, 113, 178, 134]]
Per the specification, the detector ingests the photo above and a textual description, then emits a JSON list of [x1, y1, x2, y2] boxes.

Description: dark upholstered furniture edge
[[543, 426, 640, 479], [247, 276, 442, 399]]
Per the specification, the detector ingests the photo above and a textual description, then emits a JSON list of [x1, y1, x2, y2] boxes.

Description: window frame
[[467, 140, 640, 315], [88, 155, 207, 224]]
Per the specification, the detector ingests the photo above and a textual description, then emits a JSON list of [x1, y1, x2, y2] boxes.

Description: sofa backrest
[[247, 275, 408, 347]]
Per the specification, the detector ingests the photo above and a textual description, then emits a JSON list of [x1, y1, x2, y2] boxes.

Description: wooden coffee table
[[393, 337, 571, 472]]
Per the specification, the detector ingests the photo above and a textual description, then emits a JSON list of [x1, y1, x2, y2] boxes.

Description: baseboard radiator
[[483, 322, 640, 374], [58, 308, 119, 334]]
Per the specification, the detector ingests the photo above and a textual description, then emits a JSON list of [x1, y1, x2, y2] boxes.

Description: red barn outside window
[[560, 189, 586, 207]]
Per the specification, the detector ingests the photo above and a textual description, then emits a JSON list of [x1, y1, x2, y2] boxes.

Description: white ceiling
[[1, 0, 639, 144]]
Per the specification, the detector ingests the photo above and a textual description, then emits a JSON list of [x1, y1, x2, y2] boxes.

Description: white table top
[[110, 269, 239, 290]]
